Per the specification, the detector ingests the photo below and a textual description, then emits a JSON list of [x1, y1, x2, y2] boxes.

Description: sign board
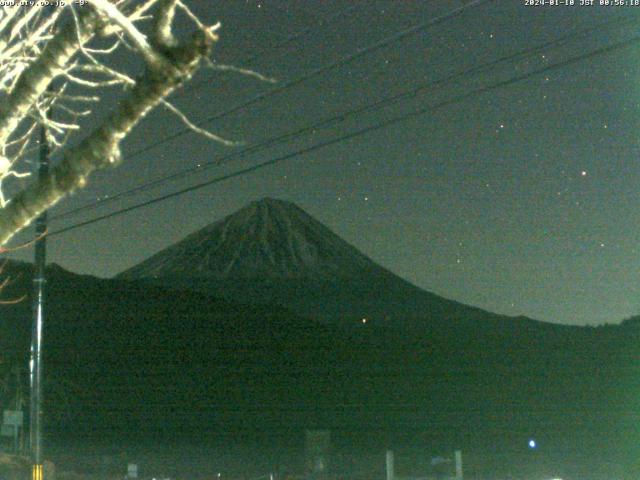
[[3, 410, 23, 427], [127, 463, 138, 478]]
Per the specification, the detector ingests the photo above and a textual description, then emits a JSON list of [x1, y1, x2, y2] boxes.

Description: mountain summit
[[120, 197, 385, 280], [118, 198, 522, 327]]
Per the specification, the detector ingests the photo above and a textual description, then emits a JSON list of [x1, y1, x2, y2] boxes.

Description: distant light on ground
[[528, 439, 537, 449], [362, 318, 367, 324]]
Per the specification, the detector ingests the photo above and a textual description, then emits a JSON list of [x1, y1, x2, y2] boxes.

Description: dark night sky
[[7, 1, 640, 326]]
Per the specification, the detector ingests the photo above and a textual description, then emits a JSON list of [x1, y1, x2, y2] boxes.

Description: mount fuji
[[118, 197, 525, 328], [0, 199, 636, 475]]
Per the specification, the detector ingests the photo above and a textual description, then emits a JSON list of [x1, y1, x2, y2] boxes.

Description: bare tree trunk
[[0, 31, 214, 246], [0, 9, 99, 146]]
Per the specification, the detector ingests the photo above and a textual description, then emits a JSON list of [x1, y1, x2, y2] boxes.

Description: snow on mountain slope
[[118, 198, 535, 327], [119, 197, 387, 280]]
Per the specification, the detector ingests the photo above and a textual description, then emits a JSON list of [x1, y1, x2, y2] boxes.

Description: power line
[[174, 3, 363, 99], [52, 1, 489, 221], [49, 34, 640, 238], [51, 13, 640, 221], [107, 0, 491, 157], [51, 2, 490, 221]]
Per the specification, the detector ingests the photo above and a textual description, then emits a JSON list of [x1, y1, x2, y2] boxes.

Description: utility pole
[[455, 450, 463, 480], [386, 450, 394, 480], [30, 115, 49, 480]]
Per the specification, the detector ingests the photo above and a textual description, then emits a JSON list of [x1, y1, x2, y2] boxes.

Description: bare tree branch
[[88, 0, 163, 68], [0, 1, 232, 247], [0, 24, 216, 245], [160, 99, 238, 146], [0, 8, 101, 146]]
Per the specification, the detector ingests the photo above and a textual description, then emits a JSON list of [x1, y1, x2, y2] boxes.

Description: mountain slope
[[1, 262, 638, 477], [120, 197, 384, 280], [118, 198, 528, 327]]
